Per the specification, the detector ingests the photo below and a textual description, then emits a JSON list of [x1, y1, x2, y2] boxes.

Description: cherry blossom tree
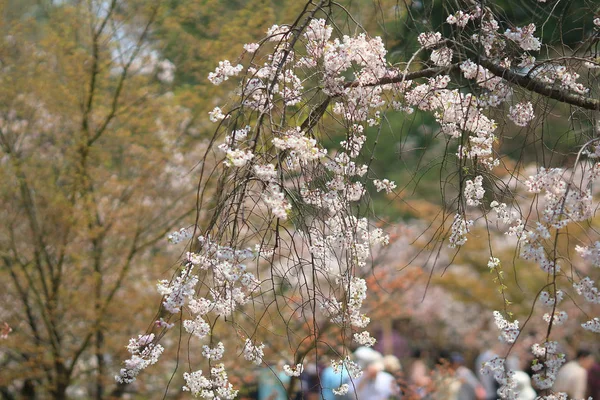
[[7, 0, 598, 398]]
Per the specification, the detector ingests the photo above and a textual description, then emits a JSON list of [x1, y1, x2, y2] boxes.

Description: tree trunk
[[20, 379, 35, 399], [51, 362, 70, 400], [96, 329, 105, 400]]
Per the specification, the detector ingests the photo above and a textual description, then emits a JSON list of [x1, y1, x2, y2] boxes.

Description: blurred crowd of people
[[252, 345, 600, 400]]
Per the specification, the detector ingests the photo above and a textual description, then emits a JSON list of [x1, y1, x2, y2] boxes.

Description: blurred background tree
[[0, 0, 203, 398]]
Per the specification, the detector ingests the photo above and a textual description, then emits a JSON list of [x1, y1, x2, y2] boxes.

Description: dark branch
[[479, 59, 600, 112]]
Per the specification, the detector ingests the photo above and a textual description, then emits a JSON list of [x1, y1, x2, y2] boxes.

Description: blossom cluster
[[508, 101, 535, 127], [582, 318, 600, 333], [417, 32, 442, 48], [208, 60, 243, 85], [539, 290, 564, 307], [217, 125, 255, 167], [322, 32, 389, 96], [481, 357, 519, 400], [115, 334, 164, 384], [532, 65, 589, 95], [272, 127, 327, 169], [202, 342, 225, 360], [401, 71, 501, 168], [448, 214, 473, 248], [243, 43, 259, 53], [493, 311, 520, 343], [575, 241, 600, 267], [331, 357, 363, 379], [525, 168, 592, 229], [262, 183, 291, 219], [209, 107, 226, 122], [332, 384, 349, 396], [573, 277, 600, 304], [300, 18, 333, 67], [446, 10, 474, 27], [183, 364, 238, 399], [168, 227, 193, 244], [542, 311, 568, 326], [322, 276, 371, 328], [242, 339, 265, 365], [283, 363, 304, 377], [373, 179, 396, 194], [464, 175, 485, 206], [487, 257, 501, 270], [489, 201, 514, 224], [530, 342, 565, 390], [353, 331, 377, 347], [504, 24, 541, 51], [158, 238, 264, 398], [157, 264, 199, 314], [430, 47, 453, 66], [460, 60, 512, 107]]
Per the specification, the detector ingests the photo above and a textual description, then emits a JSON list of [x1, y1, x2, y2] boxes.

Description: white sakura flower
[[584, 60, 600, 69], [183, 316, 211, 339], [430, 47, 453, 66], [243, 43, 260, 53], [504, 24, 541, 51], [116, 334, 164, 384], [573, 277, 600, 304], [346, 181, 365, 201], [487, 257, 500, 269], [155, 318, 175, 329], [333, 384, 349, 396], [448, 214, 472, 248], [157, 266, 198, 314], [446, 11, 472, 27], [539, 290, 564, 307], [490, 201, 514, 224], [224, 148, 254, 168], [208, 60, 243, 85], [464, 175, 484, 206], [332, 357, 362, 379], [209, 107, 226, 122], [283, 363, 303, 377], [183, 370, 211, 397], [253, 164, 277, 181], [202, 342, 225, 360], [353, 331, 376, 347], [518, 55, 536, 70], [542, 311, 568, 326], [582, 317, 600, 333], [508, 102, 535, 126], [267, 24, 290, 41], [168, 227, 193, 244], [243, 339, 265, 365], [493, 311, 520, 343], [262, 184, 291, 220], [417, 32, 442, 48], [373, 179, 396, 194], [575, 242, 600, 267], [530, 342, 565, 390]]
